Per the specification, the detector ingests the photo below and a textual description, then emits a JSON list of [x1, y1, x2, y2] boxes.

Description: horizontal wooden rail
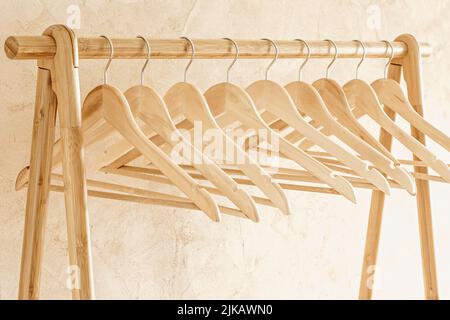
[[5, 36, 432, 60]]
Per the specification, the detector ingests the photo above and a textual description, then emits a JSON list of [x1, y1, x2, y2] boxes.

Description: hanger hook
[[295, 39, 310, 81], [382, 40, 394, 79], [223, 38, 239, 83], [353, 39, 366, 80], [137, 36, 151, 86], [324, 39, 338, 78], [261, 38, 278, 80], [100, 35, 114, 84], [181, 36, 195, 82]]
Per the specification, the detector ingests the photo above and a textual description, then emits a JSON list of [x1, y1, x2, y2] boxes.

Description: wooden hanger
[[294, 39, 415, 194], [246, 39, 391, 195], [159, 37, 263, 220], [123, 36, 261, 221], [343, 41, 450, 183], [204, 39, 356, 202]]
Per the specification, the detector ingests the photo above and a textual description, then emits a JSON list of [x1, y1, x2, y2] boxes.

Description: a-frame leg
[[18, 65, 57, 299], [396, 34, 438, 300], [358, 62, 401, 300], [43, 25, 94, 300], [359, 35, 438, 300]]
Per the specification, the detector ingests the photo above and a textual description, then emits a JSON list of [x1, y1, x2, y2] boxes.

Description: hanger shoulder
[[126, 85, 181, 141], [164, 82, 218, 130], [246, 80, 312, 139], [312, 79, 363, 139], [313, 78, 365, 131], [206, 82, 268, 128], [372, 79, 450, 152], [88, 84, 220, 221], [343, 79, 389, 121], [246, 80, 310, 124]]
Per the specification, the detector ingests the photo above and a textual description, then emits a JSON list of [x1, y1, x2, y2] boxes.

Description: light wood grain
[[358, 62, 401, 300], [43, 25, 94, 300], [396, 34, 439, 300]]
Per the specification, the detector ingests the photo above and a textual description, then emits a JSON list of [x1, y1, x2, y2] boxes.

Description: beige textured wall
[[1, 0, 449, 299]]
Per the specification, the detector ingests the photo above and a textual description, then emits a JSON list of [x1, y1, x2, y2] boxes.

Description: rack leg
[[44, 25, 94, 299], [359, 35, 438, 300], [358, 62, 401, 300], [18, 66, 57, 299], [396, 34, 438, 300]]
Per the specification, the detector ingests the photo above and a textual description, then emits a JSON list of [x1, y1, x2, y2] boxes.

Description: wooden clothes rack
[[4, 25, 438, 300]]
